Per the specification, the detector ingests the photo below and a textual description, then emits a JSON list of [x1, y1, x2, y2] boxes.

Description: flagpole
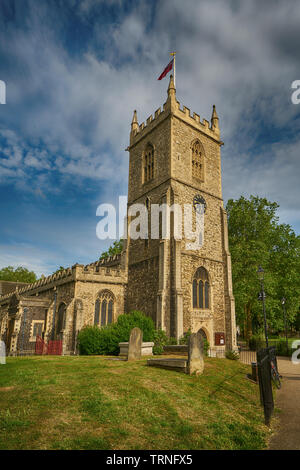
[[170, 52, 176, 88]]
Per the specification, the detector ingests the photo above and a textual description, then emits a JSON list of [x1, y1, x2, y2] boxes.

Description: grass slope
[[0, 356, 268, 450]]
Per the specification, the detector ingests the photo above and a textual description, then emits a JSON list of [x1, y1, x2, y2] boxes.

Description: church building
[[0, 75, 237, 356]]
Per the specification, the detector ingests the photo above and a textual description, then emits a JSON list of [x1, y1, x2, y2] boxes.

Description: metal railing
[[238, 346, 257, 365], [35, 335, 63, 355]]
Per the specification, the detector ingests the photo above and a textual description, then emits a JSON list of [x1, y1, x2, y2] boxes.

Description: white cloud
[[0, 243, 60, 278], [0, 0, 299, 275]]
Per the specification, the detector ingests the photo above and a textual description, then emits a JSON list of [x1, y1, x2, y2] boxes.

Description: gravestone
[[119, 341, 154, 357], [127, 327, 143, 361], [0, 340, 6, 365], [187, 332, 204, 375]]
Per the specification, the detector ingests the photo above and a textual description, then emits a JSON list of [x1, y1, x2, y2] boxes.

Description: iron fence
[[207, 348, 226, 358], [35, 335, 63, 355], [238, 345, 257, 365], [237, 339, 294, 364]]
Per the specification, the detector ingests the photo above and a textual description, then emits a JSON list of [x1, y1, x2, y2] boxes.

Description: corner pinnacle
[[167, 74, 176, 97], [211, 104, 219, 130], [131, 109, 139, 133]]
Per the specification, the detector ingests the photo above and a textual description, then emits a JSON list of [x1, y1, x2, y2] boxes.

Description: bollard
[[251, 362, 258, 382]]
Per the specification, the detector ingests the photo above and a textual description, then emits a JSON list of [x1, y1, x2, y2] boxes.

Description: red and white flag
[[157, 58, 174, 80]]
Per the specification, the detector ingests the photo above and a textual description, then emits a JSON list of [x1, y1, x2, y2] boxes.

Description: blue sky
[[0, 0, 300, 277]]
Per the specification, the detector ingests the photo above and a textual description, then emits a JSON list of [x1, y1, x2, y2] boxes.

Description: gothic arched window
[[94, 291, 114, 326], [101, 300, 107, 326], [107, 300, 113, 324], [143, 143, 154, 183], [94, 299, 100, 325], [191, 140, 204, 181], [192, 268, 210, 309]]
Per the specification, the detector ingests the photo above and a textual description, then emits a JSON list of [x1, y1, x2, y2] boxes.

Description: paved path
[[269, 357, 300, 450]]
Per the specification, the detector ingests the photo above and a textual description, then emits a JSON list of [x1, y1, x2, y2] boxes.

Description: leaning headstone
[[127, 327, 143, 361], [187, 332, 204, 375], [0, 340, 6, 365]]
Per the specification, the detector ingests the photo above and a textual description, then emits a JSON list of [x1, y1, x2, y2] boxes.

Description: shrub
[[203, 339, 210, 357], [77, 325, 103, 355], [114, 310, 155, 343], [153, 329, 168, 355], [152, 330, 177, 355], [225, 350, 239, 360], [179, 329, 192, 345], [169, 337, 178, 345], [77, 325, 119, 355], [248, 333, 265, 351], [78, 311, 155, 356], [274, 340, 293, 357]]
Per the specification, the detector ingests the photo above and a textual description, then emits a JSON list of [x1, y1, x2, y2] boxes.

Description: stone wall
[[16, 300, 49, 354], [0, 262, 127, 355]]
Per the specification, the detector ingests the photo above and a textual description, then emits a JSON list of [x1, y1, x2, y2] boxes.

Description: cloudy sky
[[0, 0, 300, 277]]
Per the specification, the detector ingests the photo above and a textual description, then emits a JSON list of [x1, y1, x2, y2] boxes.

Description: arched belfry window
[[94, 291, 114, 326], [191, 140, 204, 181], [192, 267, 210, 309], [143, 143, 154, 183]]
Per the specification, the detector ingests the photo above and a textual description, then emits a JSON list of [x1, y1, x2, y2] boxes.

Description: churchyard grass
[[0, 355, 270, 450]]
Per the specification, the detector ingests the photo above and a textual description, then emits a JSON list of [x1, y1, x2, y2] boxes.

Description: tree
[[293, 308, 300, 332], [99, 239, 124, 260], [53, 266, 66, 274], [226, 195, 300, 341], [0, 266, 37, 283]]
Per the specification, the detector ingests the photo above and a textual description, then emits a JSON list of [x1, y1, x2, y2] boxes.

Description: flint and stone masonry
[[126, 75, 237, 354], [0, 75, 237, 356]]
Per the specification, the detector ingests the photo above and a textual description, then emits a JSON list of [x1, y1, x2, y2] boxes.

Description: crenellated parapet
[[0, 267, 74, 303], [130, 104, 167, 147], [75, 255, 127, 284], [86, 252, 123, 268], [0, 255, 127, 303], [129, 74, 221, 149]]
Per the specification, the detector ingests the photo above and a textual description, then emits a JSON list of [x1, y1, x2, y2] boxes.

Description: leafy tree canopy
[[293, 309, 300, 332], [227, 195, 300, 339], [100, 239, 124, 260], [53, 266, 66, 274], [0, 266, 37, 283]]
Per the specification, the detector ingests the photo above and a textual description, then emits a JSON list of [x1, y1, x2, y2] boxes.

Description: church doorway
[[198, 328, 209, 355], [198, 328, 208, 343], [198, 328, 208, 342]]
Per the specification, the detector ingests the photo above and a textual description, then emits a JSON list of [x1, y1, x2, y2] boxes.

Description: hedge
[[77, 310, 156, 355]]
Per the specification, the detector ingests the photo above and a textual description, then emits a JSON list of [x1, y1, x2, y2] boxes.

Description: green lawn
[[268, 336, 299, 344], [0, 355, 270, 450]]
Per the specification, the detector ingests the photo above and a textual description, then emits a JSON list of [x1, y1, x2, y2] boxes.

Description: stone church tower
[[126, 75, 237, 354]]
